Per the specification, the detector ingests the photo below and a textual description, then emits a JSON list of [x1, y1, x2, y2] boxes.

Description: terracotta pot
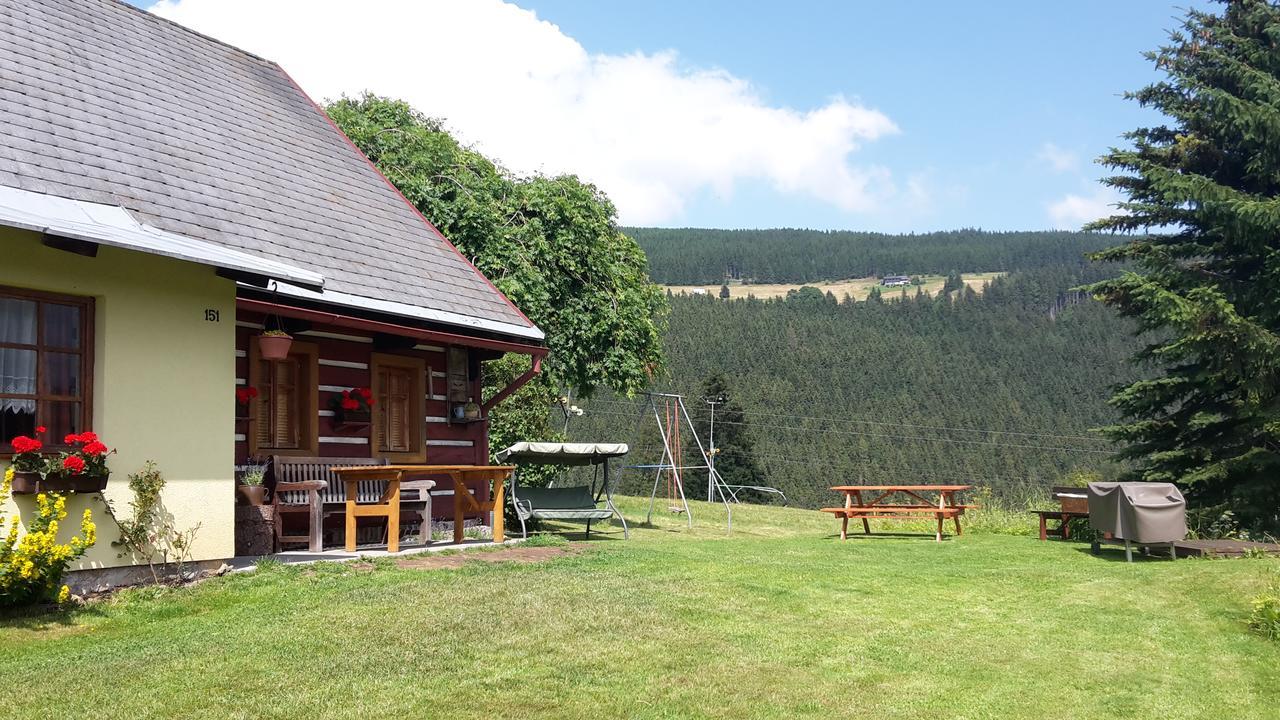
[[39, 473, 109, 494], [239, 484, 267, 506], [9, 470, 40, 494], [257, 334, 293, 360]]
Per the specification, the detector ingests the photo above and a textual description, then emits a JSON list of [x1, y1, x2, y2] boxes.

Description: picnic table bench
[[821, 485, 974, 542]]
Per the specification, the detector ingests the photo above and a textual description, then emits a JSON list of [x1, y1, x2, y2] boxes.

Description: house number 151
[[204, 309, 220, 322]]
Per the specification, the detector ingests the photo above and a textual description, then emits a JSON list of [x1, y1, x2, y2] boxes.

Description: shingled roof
[[0, 0, 541, 341]]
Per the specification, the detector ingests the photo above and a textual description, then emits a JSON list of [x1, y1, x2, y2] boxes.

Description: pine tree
[[719, 284, 731, 299], [1088, 0, 1280, 533]]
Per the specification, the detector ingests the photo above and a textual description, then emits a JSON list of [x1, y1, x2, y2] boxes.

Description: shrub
[[103, 462, 201, 584], [1249, 580, 1280, 641], [0, 467, 97, 607]]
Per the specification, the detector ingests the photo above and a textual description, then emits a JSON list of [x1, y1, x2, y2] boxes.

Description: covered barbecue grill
[[1087, 482, 1186, 561]]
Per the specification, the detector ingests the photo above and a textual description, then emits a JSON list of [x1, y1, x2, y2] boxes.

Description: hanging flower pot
[[258, 330, 293, 360]]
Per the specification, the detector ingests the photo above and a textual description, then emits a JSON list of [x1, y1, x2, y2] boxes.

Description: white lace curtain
[[0, 297, 37, 414]]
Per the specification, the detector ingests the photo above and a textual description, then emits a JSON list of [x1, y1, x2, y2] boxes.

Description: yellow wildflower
[[57, 585, 70, 603]]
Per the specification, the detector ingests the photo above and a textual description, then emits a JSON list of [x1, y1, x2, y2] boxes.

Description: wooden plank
[[830, 485, 973, 492]]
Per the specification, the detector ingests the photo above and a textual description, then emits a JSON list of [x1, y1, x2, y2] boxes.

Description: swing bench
[[494, 442, 630, 539]]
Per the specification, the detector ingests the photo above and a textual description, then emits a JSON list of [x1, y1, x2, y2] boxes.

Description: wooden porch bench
[[271, 456, 432, 551]]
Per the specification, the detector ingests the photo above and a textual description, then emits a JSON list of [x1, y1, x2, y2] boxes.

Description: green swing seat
[[496, 442, 630, 539]]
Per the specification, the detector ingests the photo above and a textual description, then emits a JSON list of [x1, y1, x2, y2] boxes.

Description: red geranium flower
[[64, 434, 78, 445], [359, 388, 372, 400], [10, 436, 41, 454], [62, 455, 86, 475], [35, 425, 46, 434], [78, 431, 98, 443], [82, 440, 108, 456], [341, 398, 360, 411]]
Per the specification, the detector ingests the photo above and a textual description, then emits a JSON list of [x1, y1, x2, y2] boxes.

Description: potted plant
[[40, 431, 113, 493], [257, 328, 293, 360], [235, 386, 259, 419], [238, 464, 267, 506], [331, 387, 374, 425], [6, 426, 47, 494]]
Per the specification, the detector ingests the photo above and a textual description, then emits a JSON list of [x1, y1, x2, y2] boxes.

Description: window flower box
[[330, 387, 374, 427], [9, 470, 40, 495]]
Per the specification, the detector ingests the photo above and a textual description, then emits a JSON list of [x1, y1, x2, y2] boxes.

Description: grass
[[2, 496, 1278, 719], [664, 272, 1005, 301]]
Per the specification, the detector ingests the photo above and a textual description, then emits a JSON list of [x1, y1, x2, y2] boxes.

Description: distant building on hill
[[691, 288, 708, 295], [881, 275, 911, 287]]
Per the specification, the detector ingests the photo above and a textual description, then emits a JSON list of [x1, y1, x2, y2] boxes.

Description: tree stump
[[235, 505, 275, 556]]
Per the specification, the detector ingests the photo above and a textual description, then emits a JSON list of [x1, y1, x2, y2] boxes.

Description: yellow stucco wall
[[1, 227, 236, 568]]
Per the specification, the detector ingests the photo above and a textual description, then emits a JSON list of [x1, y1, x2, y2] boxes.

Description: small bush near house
[[104, 462, 201, 584], [0, 467, 97, 608]]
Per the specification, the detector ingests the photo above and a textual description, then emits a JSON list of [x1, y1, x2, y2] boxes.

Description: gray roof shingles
[[0, 0, 536, 334]]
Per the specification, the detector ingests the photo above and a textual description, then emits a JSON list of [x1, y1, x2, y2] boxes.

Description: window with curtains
[[0, 286, 93, 450], [371, 353, 424, 462], [248, 340, 318, 456]]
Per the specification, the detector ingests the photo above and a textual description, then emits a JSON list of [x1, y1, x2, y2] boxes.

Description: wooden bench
[[271, 456, 432, 551], [1031, 486, 1089, 541]]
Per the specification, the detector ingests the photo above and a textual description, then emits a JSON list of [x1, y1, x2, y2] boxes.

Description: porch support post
[[481, 356, 542, 414]]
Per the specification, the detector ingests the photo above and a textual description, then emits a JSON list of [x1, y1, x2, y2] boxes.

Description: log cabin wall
[[234, 310, 492, 519]]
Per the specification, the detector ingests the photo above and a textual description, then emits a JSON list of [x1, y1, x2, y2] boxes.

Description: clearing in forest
[[665, 271, 1006, 301]]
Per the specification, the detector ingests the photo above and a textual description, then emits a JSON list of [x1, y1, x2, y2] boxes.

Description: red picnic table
[[821, 484, 975, 542]]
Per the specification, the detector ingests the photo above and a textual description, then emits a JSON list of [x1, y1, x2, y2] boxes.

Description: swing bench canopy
[[495, 442, 630, 539], [495, 442, 630, 465]]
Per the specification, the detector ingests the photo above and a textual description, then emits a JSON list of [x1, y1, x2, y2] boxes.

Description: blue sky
[[135, 1, 1207, 232]]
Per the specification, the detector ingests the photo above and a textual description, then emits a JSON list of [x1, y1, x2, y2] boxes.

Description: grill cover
[[1087, 482, 1187, 543]]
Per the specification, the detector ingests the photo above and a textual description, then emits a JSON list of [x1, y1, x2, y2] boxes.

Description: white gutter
[[0, 185, 325, 290]]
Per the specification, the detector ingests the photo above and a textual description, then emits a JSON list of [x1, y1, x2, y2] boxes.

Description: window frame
[[0, 284, 94, 455], [370, 353, 426, 463], [247, 339, 319, 457]]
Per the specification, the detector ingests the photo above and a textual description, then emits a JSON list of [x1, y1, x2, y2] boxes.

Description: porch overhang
[[236, 296, 548, 358]]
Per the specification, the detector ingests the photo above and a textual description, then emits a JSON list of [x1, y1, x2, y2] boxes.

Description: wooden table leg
[[953, 514, 963, 536], [1039, 513, 1048, 541], [386, 476, 401, 554], [841, 514, 848, 540], [345, 495, 357, 552], [454, 474, 466, 544], [491, 472, 505, 543], [853, 491, 871, 534], [935, 514, 944, 542], [1061, 513, 1071, 540]]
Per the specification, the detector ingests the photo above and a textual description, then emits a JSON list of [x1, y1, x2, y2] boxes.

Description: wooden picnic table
[[330, 465, 516, 552], [821, 485, 975, 542]]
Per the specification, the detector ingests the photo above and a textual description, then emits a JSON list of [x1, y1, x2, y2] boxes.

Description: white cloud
[[1037, 142, 1079, 173], [1047, 187, 1121, 229], [151, 0, 901, 225]]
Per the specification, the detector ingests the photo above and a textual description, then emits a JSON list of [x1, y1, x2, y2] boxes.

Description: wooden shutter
[[248, 340, 318, 456], [371, 354, 424, 461]]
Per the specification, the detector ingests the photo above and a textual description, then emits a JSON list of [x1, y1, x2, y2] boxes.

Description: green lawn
[[2, 497, 1278, 719]]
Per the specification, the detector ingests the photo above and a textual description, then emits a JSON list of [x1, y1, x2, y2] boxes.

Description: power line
[[576, 407, 1113, 455], [581, 397, 1108, 443]]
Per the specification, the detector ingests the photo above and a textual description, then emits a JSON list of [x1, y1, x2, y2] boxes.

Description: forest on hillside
[[626, 227, 1116, 285], [568, 263, 1142, 510]]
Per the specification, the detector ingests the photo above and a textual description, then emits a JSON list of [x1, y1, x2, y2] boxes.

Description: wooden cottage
[[0, 0, 545, 574]]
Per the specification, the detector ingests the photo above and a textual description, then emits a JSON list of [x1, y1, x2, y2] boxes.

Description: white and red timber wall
[[233, 303, 525, 534]]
